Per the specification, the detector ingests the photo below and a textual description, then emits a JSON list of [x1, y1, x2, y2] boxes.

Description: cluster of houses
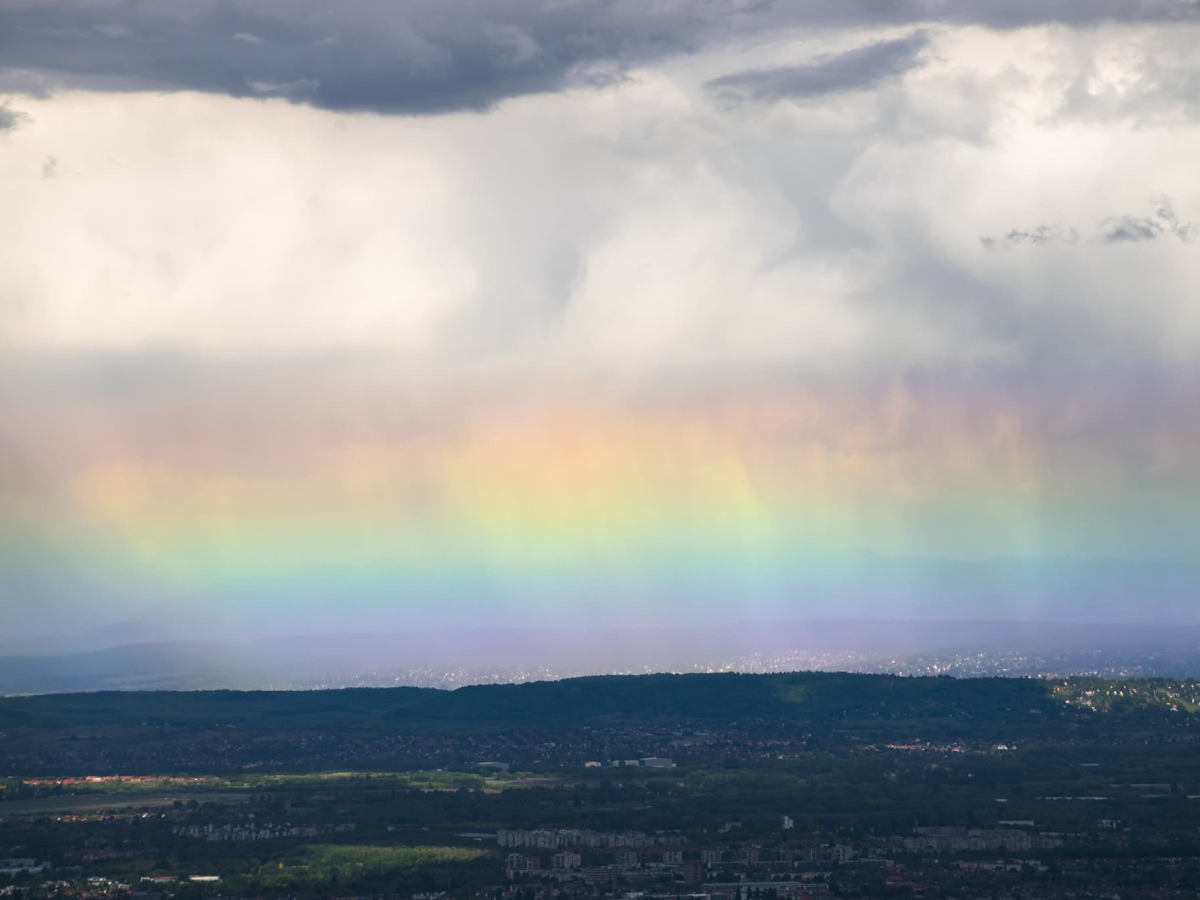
[[501, 832, 860, 886], [499, 820, 1071, 890]]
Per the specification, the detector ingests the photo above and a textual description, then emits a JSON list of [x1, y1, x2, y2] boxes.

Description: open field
[[295, 843, 492, 872]]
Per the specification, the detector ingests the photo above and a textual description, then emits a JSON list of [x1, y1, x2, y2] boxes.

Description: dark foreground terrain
[[3, 672, 1200, 900]]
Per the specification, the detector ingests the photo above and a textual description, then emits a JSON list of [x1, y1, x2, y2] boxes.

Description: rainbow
[[4, 384, 1198, 637]]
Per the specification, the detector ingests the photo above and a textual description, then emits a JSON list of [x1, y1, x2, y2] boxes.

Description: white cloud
[[2, 24, 1199, 385]]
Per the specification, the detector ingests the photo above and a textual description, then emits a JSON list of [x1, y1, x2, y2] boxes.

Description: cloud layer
[[3, 1, 1200, 114]]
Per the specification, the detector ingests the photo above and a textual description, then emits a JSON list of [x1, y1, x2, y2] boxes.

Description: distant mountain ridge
[[4, 620, 1200, 695]]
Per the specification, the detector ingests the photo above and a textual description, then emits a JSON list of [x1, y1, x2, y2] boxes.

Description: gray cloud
[[984, 199, 1199, 248], [0, 103, 27, 131], [1055, 33, 1200, 126], [706, 31, 930, 103], [1150, 195, 1199, 242], [1098, 215, 1166, 243], [2, 1, 1199, 116], [980, 224, 1080, 249]]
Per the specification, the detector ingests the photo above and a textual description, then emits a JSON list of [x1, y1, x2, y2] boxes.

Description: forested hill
[[4, 672, 1200, 776], [2, 671, 1197, 731]]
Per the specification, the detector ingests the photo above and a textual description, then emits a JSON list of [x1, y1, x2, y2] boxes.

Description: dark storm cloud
[[1, 0, 1198, 116], [706, 31, 930, 103]]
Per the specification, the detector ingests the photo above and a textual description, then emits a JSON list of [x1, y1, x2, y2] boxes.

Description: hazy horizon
[[5, 618, 1200, 696]]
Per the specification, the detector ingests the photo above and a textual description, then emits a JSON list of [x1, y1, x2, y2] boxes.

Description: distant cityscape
[[285, 646, 1200, 692]]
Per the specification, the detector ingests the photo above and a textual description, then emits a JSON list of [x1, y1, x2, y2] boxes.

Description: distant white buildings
[[829, 844, 854, 863], [505, 854, 540, 878], [497, 828, 684, 849], [0, 859, 46, 876], [905, 827, 1062, 852]]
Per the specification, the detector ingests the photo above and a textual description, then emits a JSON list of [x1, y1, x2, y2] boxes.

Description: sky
[[2, 1, 1199, 651]]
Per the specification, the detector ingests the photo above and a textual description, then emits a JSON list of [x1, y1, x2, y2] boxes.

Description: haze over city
[[3, 0, 1200, 676]]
